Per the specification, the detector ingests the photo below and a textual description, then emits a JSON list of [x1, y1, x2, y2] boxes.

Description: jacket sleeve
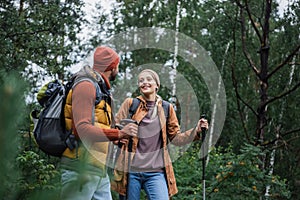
[[115, 98, 132, 124], [72, 81, 120, 142], [166, 103, 201, 146]]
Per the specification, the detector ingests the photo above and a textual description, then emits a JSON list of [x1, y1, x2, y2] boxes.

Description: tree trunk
[[256, 0, 271, 145], [265, 57, 295, 196]]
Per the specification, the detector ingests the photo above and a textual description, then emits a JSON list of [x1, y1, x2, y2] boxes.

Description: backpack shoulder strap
[[162, 100, 170, 120], [129, 98, 140, 119], [72, 76, 96, 89], [68, 76, 102, 128], [128, 98, 170, 121], [71, 76, 102, 105]]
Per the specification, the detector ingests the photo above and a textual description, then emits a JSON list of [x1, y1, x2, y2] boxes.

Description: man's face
[[110, 65, 119, 81]]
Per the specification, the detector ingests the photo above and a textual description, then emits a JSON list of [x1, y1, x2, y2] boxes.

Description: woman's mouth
[[140, 85, 152, 90]]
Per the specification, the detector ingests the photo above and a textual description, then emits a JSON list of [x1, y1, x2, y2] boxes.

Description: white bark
[[265, 56, 295, 196], [170, 0, 181, 106], [206, 40, 232, 165]]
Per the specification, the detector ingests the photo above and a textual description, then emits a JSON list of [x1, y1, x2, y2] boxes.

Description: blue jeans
[[60, 169, 112, 200], [127, 172, 169, 200]]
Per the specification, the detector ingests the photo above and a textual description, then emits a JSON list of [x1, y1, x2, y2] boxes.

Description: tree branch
[[245, 0, 263, 43], [238, 2, 260, 77], [230, 9, 252, 142], [231, 59, 253, 142], [273, 135, 300, 150], [262, 128, 300, 147], [267, 44, 300, 79], [265, 81, 300, 106], [6, 28, 54, 38]]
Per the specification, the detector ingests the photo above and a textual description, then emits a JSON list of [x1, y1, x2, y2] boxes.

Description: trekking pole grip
[[200, 113, 207, 200]]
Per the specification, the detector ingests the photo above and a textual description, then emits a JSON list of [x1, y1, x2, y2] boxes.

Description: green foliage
[[16, 151, 61, 199], [0, 72, 26, 199], [0, 72, 61, 200], [173, 143, 291, 200], [208, 144, 290, 199], [172, 144, 202, 199], [0, 0, 86, 81]]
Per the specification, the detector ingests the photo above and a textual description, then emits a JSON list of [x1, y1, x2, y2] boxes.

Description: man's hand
[[119, 123, 138, 139]]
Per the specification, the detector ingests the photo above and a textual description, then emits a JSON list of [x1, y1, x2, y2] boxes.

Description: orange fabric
[[105, 57, 120, 72], [93, 46, 119, 72], [112, 96, 201, 197], [71, 81, 119, 142]]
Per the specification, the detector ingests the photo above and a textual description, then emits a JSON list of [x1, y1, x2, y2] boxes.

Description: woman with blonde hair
[[112, 69, 208, 200]]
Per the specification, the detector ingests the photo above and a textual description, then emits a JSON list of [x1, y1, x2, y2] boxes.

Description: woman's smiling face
[[138, 71, 158, 96]]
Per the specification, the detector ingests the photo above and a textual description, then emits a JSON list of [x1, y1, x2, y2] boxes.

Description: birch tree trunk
[[170, 0, 181, 107], [206, 40, 232, 165], [265, 57, 296, 196]]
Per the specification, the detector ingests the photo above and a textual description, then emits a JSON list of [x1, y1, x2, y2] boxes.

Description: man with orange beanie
[[60, 46, 138, 200]]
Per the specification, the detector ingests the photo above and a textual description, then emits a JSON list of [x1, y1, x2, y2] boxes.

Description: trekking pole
[[126, 136, 133, 200], [117, 119, 137, 200], [200, 114, 207, 200]]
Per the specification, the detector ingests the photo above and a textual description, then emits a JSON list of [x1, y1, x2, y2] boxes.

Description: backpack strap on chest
[[161, 100, 170, 120], [129, 98, 141, 118], [129, 98, 170, 121]]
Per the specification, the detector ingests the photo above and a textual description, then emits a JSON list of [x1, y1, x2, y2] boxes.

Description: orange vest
[[62, 79, 112, 172]]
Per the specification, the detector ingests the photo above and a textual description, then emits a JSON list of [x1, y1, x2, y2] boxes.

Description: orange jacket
[[111, 95, 201, 197]]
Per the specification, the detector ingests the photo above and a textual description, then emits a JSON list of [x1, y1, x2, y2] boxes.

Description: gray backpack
[[31, 76, 102, 157]]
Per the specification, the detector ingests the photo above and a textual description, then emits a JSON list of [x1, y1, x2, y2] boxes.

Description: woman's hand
[[196, 118, 209, 134]]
